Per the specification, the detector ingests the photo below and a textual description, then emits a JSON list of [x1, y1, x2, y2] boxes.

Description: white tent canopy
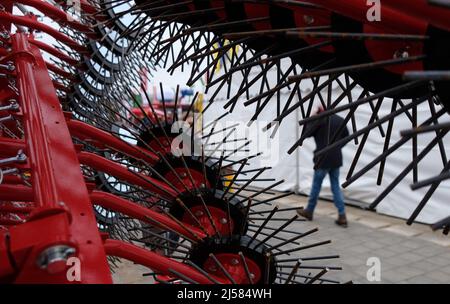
[[204, 66, 450, 225]]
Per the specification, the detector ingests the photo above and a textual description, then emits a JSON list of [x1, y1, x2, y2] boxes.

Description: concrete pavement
[[112, 193, 450, 284]]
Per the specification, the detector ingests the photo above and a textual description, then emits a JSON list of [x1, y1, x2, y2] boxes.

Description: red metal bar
[[53, 0, 109, 23], [52, 80, 71, 93], [0, 216, 27, 226], [0, 137, 26, 156], [45, 61, 75, 80], [29, 38, 82, 68], [15, 0, 98, 39], [0, 184, 34, 202], [90, 190, 207, 239], [0, 2, 13, 30], [0, 12, 88, 54], [1, 175, 26, 185], [11, 33, 112, 283], [104, 239, 222, 284], [0, 202, 34, 214], [77, 151, 178, 199], [67, 119, 159, 165]]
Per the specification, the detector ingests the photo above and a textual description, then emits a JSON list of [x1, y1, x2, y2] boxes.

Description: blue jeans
[[306, 168, 346, 215]]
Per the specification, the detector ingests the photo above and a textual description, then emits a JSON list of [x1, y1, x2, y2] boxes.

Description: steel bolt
[[16, 150, 27, 163], [394, 49, 410, 59], [209, 266, 217, 272], [37, 245, 76, 274], [6, 62, 15, 71], [0, 32, 10, 39], [0, 100, 19, 112], [303, 15, 315, 25]]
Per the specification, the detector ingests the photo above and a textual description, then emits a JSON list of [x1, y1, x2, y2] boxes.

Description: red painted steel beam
[[90, 190, 207, 239], [52, 80, 71, 93], [67, 119, 159, 165], [11, 33, 111, 283], [1, 175, 27, 185], [29, 38, 82, 68], [0, 2, 13, 30], [78, 151, 178, 199], [53, 0, 109, 23], [0, 137, 26, 156], [0, 184, 33, 202], [104, 239, 224, 284], [0, 12, 88, 54], [15, 0, 98, 39], [13, 0, 95, 37], [45, 61, 75, 80], [0, 202, 34, 214]]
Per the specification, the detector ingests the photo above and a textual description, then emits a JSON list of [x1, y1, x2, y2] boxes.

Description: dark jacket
[[304, 114, 349, 170]]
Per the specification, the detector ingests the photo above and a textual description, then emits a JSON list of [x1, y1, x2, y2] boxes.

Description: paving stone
[[427, 255, 450, 266], [381, 268, 423, 282], [398, 252, 426, 263], [415, 246, 448, 258], [381, 224, 426, 237], [374, 236, 404, 246], [440, 265, 450, 275], [423, 271, 450, 283], [440, 252, 450, 259], [384, 244, 415, 254], [399, 240, 427, 249], [368, 248, 399, 259], [405, 275, 440, 284], [418, 232, 450, 247], [382, 256, 415, 268], [354, 217, 392, 229], [346, 245, 374, 255], [340, 255, 367, 267], [346, 213, 363, 221]]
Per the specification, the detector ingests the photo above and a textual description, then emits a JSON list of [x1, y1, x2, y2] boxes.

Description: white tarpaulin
[[204, 69, 450, 225]]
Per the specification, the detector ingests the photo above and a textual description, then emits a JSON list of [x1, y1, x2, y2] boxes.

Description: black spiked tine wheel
[[124, 0, 450, 234]]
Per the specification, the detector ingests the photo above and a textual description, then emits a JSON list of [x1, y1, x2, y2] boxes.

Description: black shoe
[[335, 214, 348, 228], [297, 208, 313, 221]]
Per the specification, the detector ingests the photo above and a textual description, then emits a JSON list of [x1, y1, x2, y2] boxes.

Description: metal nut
[[37, 245, 76, 274]]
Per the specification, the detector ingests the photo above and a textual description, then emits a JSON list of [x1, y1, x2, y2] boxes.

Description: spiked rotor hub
[[152, 154, 224, 191], [189, 235, 277, 284], [138, 124, 224, 190], [170, 189, 247, 236]]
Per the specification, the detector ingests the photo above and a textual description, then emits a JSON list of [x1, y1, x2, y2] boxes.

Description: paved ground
[[113, 193, 450, 284], [277, 194, 450, 284]]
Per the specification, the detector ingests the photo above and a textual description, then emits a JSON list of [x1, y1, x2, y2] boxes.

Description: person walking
[[297, 108, 350, 227]]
